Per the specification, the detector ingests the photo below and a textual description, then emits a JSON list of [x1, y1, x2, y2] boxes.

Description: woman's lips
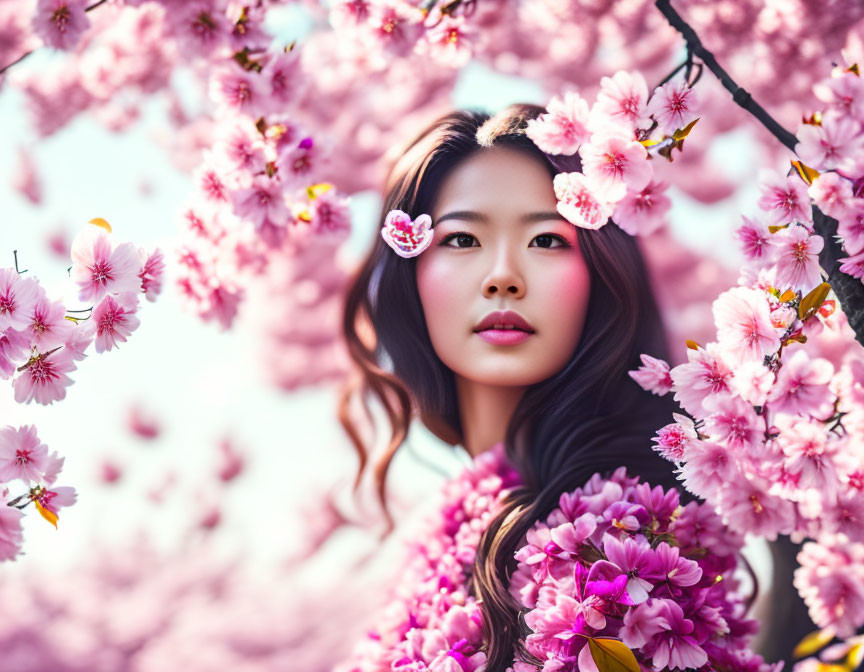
[[475, 329, 534, 345]]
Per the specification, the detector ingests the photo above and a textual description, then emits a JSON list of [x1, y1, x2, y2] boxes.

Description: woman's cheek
[[532, 258, 591, 342], [417, 256, 470, 336]]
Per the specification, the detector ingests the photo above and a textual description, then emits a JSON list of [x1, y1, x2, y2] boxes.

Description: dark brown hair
[[338, 103, 685, 670]]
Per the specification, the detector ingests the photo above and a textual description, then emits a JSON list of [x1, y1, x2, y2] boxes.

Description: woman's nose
[[481, 249, 526, 299]]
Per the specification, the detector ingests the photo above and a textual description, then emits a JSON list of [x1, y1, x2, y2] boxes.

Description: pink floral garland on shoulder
[[333, 443, 778, 672]]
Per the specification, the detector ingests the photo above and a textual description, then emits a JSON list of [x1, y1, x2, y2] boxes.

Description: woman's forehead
[[432, 146, 557, 217]]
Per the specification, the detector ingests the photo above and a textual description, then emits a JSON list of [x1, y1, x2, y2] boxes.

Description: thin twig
[[13, 250, 27, 274]]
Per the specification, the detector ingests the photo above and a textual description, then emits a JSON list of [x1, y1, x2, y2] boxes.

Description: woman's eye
[[530, 234, 570, 249], [440, 232, 479, 248]]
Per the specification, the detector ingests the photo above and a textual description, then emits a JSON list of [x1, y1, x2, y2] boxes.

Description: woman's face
[[416, 145, 591, 388]]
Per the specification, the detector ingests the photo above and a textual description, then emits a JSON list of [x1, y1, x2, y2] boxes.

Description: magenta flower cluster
[[508, 469, 779, 672], [334, 443, 773, 672]]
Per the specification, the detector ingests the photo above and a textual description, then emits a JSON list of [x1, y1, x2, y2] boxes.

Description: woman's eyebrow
[[434, 210, 566, 225]]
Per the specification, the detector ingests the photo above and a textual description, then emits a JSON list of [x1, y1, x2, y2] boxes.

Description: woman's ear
[[418, 408, 462, 446]]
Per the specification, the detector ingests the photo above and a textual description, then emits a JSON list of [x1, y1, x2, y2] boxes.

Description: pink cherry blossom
[[34, 484, 77, 517], [716, 477, 796, 540], [13, 347, 77, 405], [611, 179, 670, 236], [307, 189, 352, 237], [757, 173, 813, 226], [0, 488, 24, 561], [87, 292, 141, 353], [209, 66, 264, 114], [230, 175, 290, 246], [642, 599, 708, 671], [712, 286, 781, 365], [41, 450, 64, 485], [261, 49, 305, 109], [591, 70, 650, 133], [794, 540, 864, 638], [775, 414, 839, 496], [275, 136, 324, 186], [669, 343, 734, 417], [552, 171, 614, 230], [366, 0, 424, 58], [767, 349, 835, 419], [24, 294, 74, 351], [772, 225, 825, 292], [166, 1, 228, 58], [837, 203, 864, 255], [580, 133, 652, 201], [646, 75, 700, 136], [0, 425, 48, 484], [526, 91, 592, 156], [678, 441, 740, 498], [808, 171, 854, 219], [735, 215, 774, 265], [31, 0, 91, 51], [0, 327, 29, 379], [839, 249, 864, 279], [651, 414, 697, 462], [423, 15, 475, 68], [702, 394, 763, 451], [0, 269, 41, 331], [628, 353, 672, 395], [138, 248, 165, 302], [814, 70, 864, 119], [796, 111, 863, 171], [71, 226, 143, 303], [729, 360, 773, 406]]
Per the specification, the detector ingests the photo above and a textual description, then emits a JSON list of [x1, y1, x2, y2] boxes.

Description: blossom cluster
[[507, 469, 776, 672], [333, 442, 769, 672], [0, 222, 162, 561], [629, 152, 864, 651], [527, 70, 698, 236], [795, 55, 864, 286]]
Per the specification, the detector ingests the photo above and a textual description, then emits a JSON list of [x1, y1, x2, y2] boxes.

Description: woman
[[336, 104, 767, 671]]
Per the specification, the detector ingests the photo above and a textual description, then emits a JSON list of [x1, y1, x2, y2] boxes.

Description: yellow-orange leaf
[[799, 282, 832, 320], [297, 210, 312, 222], [34, 500, 58, 529], [792, 628, 836, 659], [306, 183, 333, 200], [848, 63, 860, 76], [814, 665, 848, 672], [88, 217, 112, 233], [779, 288, 797, 302], [587, 637, 640, 672], [801, 112, 823, 126], [846, 642, 864, 669], [768, 223, 789, 233], [672, 117, 699, 140], [685, 339, 701, 350], [792, 160, 820, 185], [639, 138, 661, 148]]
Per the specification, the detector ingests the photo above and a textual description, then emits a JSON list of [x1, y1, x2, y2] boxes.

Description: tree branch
[[654, 0, 798, 152], [655, 0, 864, 350]]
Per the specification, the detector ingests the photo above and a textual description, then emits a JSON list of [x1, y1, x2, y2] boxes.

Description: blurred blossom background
[[3, 0, 864, 668]]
